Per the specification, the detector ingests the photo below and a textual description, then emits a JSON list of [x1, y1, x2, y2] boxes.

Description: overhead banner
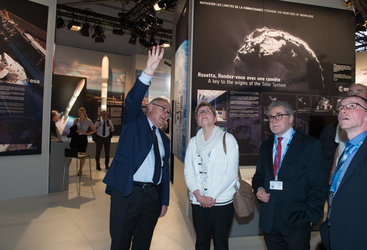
[[192, 0, 355, 165], [0, 1, 48, 156]]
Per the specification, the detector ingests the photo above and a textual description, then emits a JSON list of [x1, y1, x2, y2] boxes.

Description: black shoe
[[96, 165, 102, 171], [106, 165, 109, 170]]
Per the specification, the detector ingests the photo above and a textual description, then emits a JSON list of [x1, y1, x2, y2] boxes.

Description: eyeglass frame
[[336, 102, 367, 113], [268, 113, 290, 121], [197, 109, 213, 116], [151, 102, 171, 116]]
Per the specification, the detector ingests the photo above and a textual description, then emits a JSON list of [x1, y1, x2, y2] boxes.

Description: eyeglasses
[[268, 113, 289, 121], [197, 109, 213, 115], [337, 102, 367, 113], [151, 103, 170, 115]]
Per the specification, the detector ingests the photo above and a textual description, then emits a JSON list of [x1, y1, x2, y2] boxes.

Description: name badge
[[270, 180, 283, 190]]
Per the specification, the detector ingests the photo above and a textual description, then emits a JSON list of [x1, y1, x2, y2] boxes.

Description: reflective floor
[[0, 158, 322, 250]]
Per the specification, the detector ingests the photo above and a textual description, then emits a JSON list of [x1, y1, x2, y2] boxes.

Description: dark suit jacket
[[103, 78, 171, 205], [252, 130, 328, 236], [320, 138, 367, 250]]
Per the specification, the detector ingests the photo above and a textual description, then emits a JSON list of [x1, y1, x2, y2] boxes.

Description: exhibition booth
[[0, 0, 364, 239]]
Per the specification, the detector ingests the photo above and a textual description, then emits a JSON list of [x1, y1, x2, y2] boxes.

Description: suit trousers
[[95, 135, 111, 167], [192, 203, 234, 250], [263, 221, 312, 250], [110, 186, 161, 250]]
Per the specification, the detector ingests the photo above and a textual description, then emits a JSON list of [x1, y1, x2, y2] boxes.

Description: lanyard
[[330, 137, 365, 196], [274, 130, 295, 180]]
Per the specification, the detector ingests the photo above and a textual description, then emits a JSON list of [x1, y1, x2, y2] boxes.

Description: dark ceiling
[[56, 0, 176, 47], [56, 0, 367, 52]]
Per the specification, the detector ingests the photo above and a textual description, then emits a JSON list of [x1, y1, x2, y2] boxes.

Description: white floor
[[0, 159, 323, 250]]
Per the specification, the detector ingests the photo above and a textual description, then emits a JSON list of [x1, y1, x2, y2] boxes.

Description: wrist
[[143, 70, 153, 76]]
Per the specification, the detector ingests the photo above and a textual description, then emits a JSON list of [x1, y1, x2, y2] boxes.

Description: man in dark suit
[[252, 100, 328, 250], [320, 95, 367, 250], [94, 110, 114, 170], [103, 46, 171, 250]]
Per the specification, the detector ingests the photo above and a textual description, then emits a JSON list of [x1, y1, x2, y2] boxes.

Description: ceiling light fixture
[[129, 34, 137, 45], [154, 3, 161, 11], [92, 25, 105, 42], [67, 21, 82, 31], [159, 39, 170, 48], [80, 23, 90, 37], [113, 28, 125, 36], [150, 36, 157, 47], [139, 38, 150, 48]]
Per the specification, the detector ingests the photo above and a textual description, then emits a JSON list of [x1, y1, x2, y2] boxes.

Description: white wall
[[0, 0, 56, 200]]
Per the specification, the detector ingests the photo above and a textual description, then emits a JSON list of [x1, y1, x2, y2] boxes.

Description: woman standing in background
[[72, 107, 96, 176]]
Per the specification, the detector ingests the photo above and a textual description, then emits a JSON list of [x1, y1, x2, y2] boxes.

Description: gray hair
[[150, 97, 170, 105], [268, 100, 294, 116]]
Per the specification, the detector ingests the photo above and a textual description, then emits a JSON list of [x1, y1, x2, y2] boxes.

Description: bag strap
[[223, 132, 227, 154], [223, 132, 242, 181], [238, 168, 243, 181]]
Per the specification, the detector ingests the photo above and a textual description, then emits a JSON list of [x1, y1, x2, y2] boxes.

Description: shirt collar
[[347, 130, 367, 146], [276, 127, 294, 141], [147, 118, 154, 130]]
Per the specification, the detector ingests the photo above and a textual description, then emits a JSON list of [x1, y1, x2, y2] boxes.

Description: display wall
[[0, 0, 49, 156], [191, 0, 355, 165], [0, 0, 56, 200]]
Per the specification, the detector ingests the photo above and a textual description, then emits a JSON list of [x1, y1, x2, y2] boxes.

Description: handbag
[[233, 170, 255, 217], [223, 133, 255, 218]]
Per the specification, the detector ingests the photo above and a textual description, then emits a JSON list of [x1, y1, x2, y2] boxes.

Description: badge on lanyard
[[270, 180, 283, 190], [269, 130, 295, 191]]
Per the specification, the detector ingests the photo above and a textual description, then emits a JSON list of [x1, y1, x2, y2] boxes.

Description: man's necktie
[[152, 126, 161, 185], [273, 137, 283, 177], [102, 121, 106, 136]]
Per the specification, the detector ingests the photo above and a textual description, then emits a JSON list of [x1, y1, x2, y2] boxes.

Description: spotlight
[[129, 34, 137, 45], [92, 25, 105, 42], [159, 39, 170, 48], [158, 1, 167, 9], [150, 36, 157, 47], [56, 17, 65, 28], [80, 23, 90, 37], [139, 38, 150, 48], [67, 21, 82, 31], [154, 3, 161, 11], [113, 28, 125, 36]]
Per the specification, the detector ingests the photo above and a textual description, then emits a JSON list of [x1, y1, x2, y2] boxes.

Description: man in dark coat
[[103, 46, 170, 250], [252, 100, 328, 250]]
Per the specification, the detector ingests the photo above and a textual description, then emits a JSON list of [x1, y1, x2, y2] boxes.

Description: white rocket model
[[56, 78, 85, 134], [101, 55, 109, 111]]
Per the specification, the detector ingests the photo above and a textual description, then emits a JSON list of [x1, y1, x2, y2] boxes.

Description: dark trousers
[[263, 227, 312, 250], [110, 186, 161, 250], [192, 203, 234, 250], [95, 135, 111, 167]]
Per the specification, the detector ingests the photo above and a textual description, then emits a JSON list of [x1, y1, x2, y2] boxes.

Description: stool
[[62, 153, 94, 196]]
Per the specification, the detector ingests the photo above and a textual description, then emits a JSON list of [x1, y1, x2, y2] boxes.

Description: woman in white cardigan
[[184, 102, 239, 250]]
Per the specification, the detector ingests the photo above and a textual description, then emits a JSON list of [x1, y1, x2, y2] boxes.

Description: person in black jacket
[[252, 100, 328, 250]]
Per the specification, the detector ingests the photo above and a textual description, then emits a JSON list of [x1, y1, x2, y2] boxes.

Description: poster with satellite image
[[0, 0, 48, 156], [192, 0, 355, 165]]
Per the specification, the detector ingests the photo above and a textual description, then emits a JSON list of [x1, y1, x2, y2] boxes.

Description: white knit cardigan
[[184, 129, 239, 206]]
